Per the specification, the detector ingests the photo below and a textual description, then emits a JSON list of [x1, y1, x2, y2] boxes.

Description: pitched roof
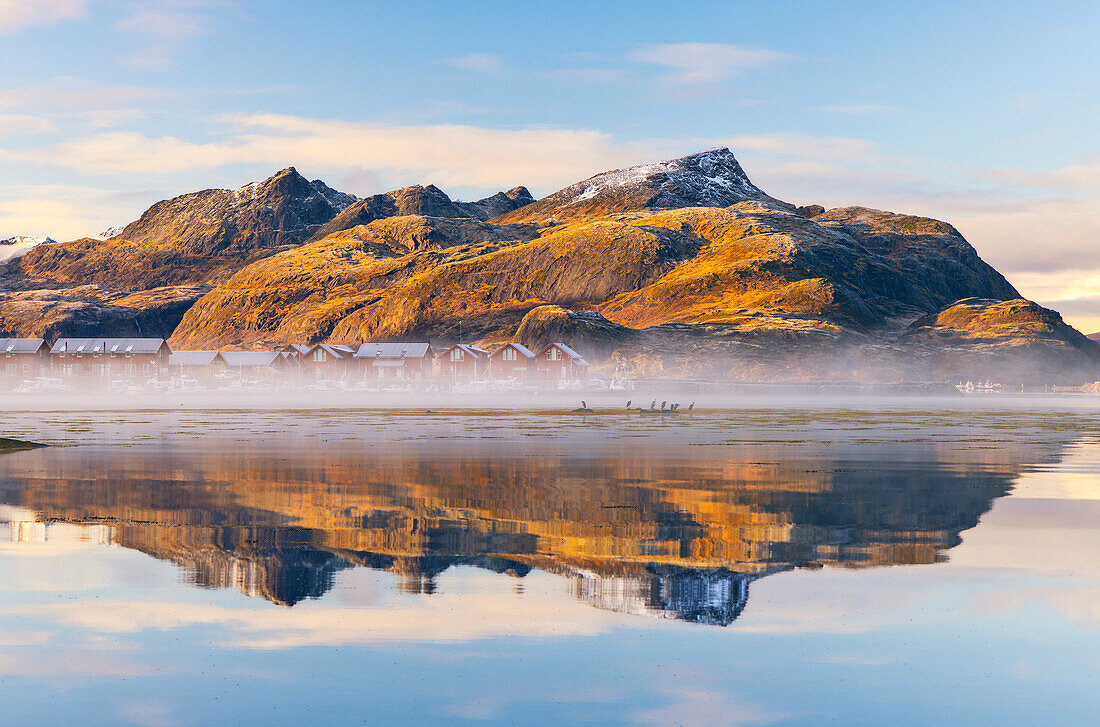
[[492, 342, 536, 359], [355, 342, 432, 359], [0, 338, 46, 354], [543, 342, 591, 366], [445, 343, 489, 358], [288, 343, 356, 359], [168, 351, 219, 367], [218, 351, 280, 367], [50, 338, 166, 354]]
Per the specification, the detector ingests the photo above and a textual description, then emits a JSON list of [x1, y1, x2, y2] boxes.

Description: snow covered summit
[[496, 147, 791, 222]]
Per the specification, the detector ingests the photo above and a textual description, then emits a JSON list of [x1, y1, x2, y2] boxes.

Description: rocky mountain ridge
[[1, 148, 1096, 382]]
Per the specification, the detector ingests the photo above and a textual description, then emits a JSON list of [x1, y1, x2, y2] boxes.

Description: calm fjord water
[[0, 405, 1097, 725]]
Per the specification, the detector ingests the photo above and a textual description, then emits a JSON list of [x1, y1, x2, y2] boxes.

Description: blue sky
[[1, 0, 1099, 330]]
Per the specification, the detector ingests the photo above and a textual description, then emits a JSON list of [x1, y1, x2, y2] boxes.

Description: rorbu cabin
[[0, 338, 49, 383], [354, 342, 433, 382], [488, 342, 537, 381], [536, 342, 591, 383], [167, 350, 219, 382], [215, 351, 282, 380], [50, 338, 170, 380], [284, 344, 358, 380], [439, 344, 490, 381]]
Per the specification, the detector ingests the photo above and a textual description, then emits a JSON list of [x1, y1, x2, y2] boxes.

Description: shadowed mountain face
[[0, 428, 1038, 619]]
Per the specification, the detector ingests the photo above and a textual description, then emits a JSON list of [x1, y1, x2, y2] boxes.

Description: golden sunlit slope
[[3, 168, 355, 290], [170, 191, 1021, 352]]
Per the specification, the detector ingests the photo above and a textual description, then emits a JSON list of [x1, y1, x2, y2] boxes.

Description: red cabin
[[50, 338, 170, 381], [488, 342, 537, 381], [439, 344, 489, 381], [354, 342, 434, 382], [0, 338, 49, 385], [536, 343, 591, 383], [283, 343, 357, 380]]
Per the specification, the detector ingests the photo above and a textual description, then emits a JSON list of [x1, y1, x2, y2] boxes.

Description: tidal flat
[[0, 401, 1097, 725]]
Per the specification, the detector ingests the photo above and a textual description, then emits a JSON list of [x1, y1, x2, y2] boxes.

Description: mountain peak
[[496, 147, 790, 223]]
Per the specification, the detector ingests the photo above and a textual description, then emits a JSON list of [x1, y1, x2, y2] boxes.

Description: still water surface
[[0, 405, 1097, 725]]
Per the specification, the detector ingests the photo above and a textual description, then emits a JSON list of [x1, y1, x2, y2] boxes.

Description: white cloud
[[0, 184, 136, 240], [986, 160, 1100, 190], [0, 78, 167, 113], [0, 114, 55, 135], [15, 113, 675, 194], [631, 42, 791, 85], [0, 0, 88, 35]]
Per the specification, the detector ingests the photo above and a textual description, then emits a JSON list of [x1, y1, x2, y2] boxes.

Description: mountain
[[495, 147, 791, 223], [2, 167, 355, 290], [2, 148, 1096, 382], [168, 148, 1099, 382], [1089, 332, 1100, 342], [0, 235, 57, 264]]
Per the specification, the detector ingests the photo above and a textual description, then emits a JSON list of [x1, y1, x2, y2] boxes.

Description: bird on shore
[[688, 402, 694, 411], [571, 400, 594, 413], [660, 401, 667, 410], [670, 403, 680, 411], [625, 400, 632, 409], [650, 399, 657, 410]]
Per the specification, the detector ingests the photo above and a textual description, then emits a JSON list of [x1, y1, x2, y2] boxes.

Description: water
[[0, 404, 1097, 725]]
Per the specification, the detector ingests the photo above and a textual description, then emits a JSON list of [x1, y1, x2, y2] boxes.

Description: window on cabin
[[451, 348, 463, 361], [313, 349, 326, 362], [547, 347, 561, 361], [503, 348, 516, 361]]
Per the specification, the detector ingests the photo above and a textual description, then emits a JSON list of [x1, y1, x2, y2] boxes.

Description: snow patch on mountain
[[0, 235, 57, 263], [97, 226, 124, 240], [573, 147, 772, 206]]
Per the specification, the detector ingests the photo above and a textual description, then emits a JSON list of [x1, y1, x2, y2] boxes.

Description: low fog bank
[[4, 385, 1100, 413]]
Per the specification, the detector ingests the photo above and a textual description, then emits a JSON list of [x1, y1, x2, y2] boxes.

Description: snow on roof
[[355, 342, 432, 359], [218, 351, 280, 367], [0, 338, 46, 354], [168, 351, 219, 367], [51, 338, 166, 354]]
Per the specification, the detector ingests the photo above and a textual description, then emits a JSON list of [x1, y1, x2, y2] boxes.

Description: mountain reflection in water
[[0, 434, 1033, 624]]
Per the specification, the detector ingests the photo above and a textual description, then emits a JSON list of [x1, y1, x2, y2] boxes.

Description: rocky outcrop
[[0, 285, 207, 340], [307, 184, 533, 242], [904, 298, 1100, 382], [514, 305, 637, 358]]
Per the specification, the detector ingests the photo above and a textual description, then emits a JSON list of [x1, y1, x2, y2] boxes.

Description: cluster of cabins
[[0, 337, 592, 388]]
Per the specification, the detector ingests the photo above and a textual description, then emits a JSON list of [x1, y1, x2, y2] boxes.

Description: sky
[[0, 0, 1098, 331]]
